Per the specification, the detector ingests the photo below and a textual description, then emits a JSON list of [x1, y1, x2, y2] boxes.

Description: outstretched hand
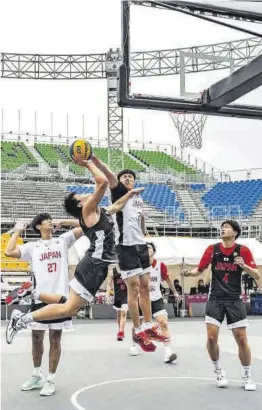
[[72, 156, 91, 167]]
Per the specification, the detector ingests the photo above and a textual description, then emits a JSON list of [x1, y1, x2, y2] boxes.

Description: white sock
[[32, 290, 40, 300], [33, 367, 42, 377], [212, 360, 222, 371], [243, 365, 251, 378], [143, 322, 153, 330], [47, 373, 56, 383], [164, 340, 171, 348], [21, 312, 34, 324], [134, 326, 143, 334]]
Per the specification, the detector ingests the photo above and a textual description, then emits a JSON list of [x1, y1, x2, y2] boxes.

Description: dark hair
[[147, 242, 156, 253], [174, 279, 179, 284], [117, 169, 136, 181], [221, 219, 241, 239], [31, 213, 52, 235], [64, 192, 82, 219]]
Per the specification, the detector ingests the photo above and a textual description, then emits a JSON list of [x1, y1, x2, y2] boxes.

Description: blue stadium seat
[[202, 179, 262, 218], [66, 186, 109, 206]]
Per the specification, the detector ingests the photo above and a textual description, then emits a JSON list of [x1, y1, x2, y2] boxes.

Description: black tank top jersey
[[113, 268, 127, 300], [210, 243, 243, 300], [79, 207, 118, 262]]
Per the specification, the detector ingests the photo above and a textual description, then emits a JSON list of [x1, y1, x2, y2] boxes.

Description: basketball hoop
[[169, 112, 207, 150]]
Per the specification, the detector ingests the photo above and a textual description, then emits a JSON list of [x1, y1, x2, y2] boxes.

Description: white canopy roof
[[172, 1, 262, 14]]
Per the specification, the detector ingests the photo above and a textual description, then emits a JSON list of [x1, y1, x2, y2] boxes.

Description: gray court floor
[[1, 318, 262, 410]]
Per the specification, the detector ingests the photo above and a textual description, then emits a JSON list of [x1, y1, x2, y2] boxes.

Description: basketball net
[[169, 112, 207, 150]]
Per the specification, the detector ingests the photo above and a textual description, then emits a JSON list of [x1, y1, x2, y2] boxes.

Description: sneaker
[[129, 345, 138, 356], [40, 380, 56, 396], [215, 369, 228, 388], [117, 331, 124, 341], [6, 309, 27, 344], [243, 377, 256, 391], [5, 282, 33, 305], [164, 348, 177, 364], [144, 325, 169, 343], [21, 374, 46, 391], [133, 331, 156, 352]]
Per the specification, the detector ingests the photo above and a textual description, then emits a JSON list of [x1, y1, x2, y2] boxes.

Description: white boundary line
[[71, 376, 262, 410]]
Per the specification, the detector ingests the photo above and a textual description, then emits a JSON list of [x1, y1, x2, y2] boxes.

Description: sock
[[47, 373, 56, 383], [134, 326, 143, 334], [243, 365, 251, 378], [21, 312, 34, 324], [32, 289, 40, 300], [164, 340, 171, 348], [143, 322, 153, 330], [212, 360, 222, 371], [33, 367, 42, 377]]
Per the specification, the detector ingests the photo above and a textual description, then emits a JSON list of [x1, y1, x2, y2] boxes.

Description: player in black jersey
[[6, 157, 144, 344], [106, 265, 128, 341], [90, 154, 168, 352], [182, 220, 260, 391]]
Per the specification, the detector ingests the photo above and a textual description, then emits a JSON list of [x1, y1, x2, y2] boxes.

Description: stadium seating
[[1, 142, 38, 171], [202, 179, 262, 218], [66, 186, 109, 206], [1, 233, 30, 271], [190, 184, 206, 191], [131, 149, 196, 174], [92, 147, 144, 172]]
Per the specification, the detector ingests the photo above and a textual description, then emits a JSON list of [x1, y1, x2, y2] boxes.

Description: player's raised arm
[[107, 188, 145, 215], [91, 153, 118, 189], [4, 221, 28, 258]]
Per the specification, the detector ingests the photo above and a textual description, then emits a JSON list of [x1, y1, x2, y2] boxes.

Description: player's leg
[[138, 272, 152, 323], [21, 330, 46, 391], [117, 304, 128, 341], [205, 300, 228, 387], [226, 301, 255, 391], [153, 300, 177, 364], [39, 329, 62, 396]]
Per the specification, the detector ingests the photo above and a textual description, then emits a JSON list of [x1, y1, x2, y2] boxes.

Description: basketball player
[[181, 220, 260, 391], [4, 215, 83, 396], [106, 265, 128, 341], [6, 157, 146, 348], [91, 154, 168, 351], [131, 242, 181, 363]]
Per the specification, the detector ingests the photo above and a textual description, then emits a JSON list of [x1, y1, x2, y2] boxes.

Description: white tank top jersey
[[149, 260, 163, 302], [19, 231, 76, 301], [121, 195, 145, 246]]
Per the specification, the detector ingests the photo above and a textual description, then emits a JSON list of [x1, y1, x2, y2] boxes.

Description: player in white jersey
[[91, 154, 168, 352], [4, 214, 83, 396], [130, 242, 181, 363]]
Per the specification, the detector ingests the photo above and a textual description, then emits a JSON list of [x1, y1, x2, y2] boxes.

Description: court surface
[[1, 317, 261, 410]]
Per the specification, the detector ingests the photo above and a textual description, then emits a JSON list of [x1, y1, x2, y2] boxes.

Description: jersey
[[19, 231, 76, 300], [111, 182, 145, 246], [149, 259, 169, 302], [113, 267, 127, 300], [198, 242, 257, 300], [79, 207, 118, 262]]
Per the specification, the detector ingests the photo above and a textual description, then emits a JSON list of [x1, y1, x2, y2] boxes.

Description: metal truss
[[1, 37, 262, 80]]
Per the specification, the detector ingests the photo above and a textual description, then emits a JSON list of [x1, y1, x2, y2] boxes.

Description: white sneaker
[[215, 369, 228, 388], [129, 345, 138, 356], [21, 374, 46, 391], [40, 380, 56, 396], [6, 309, 27, 345], [243, 377, 256, 391], [164, 348, 177, 364]]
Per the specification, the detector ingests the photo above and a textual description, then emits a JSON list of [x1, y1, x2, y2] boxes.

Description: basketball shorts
[[71, 254, 113, 302], [28, 300, 72, 331], [117, 244, 150, 280], [205, 299, 248, 329], [113, 292, 128, 311], [139, 298, 167, 319]]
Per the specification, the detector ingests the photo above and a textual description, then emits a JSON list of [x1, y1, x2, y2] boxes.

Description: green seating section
[[1, 142, 38, 171], [92, 148, 144, 172], [131, 149, 196, 174]]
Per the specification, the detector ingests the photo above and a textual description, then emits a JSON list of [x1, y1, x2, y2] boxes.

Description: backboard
[[118, 0, 262, 119]]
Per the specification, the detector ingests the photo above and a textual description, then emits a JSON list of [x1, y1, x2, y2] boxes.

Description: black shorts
[[113, 297, 128, 311], [205, 299, 248, 329], [116, 244, 150, 280], [73, 254, 111, 301], [139, 298, 167, 318], [31, 301, 71, 325]]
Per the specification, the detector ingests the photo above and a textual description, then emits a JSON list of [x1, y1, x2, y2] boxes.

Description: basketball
[[69, 139, 92, 161]]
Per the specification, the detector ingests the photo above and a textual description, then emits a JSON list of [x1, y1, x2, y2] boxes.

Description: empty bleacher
[[1, 142, 38, 171], [202, 179, 262, 219]]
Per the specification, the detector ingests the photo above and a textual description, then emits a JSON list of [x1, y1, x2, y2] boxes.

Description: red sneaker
[[144, 325, 169, 343], [117, 331, 124, 341], [5, 282, 33, 305], [133, 331, 156, 352]]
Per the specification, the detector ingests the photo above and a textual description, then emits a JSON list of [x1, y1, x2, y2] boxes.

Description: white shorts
[[70, 277, 94, 302], [28, 319, 72, 331]]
